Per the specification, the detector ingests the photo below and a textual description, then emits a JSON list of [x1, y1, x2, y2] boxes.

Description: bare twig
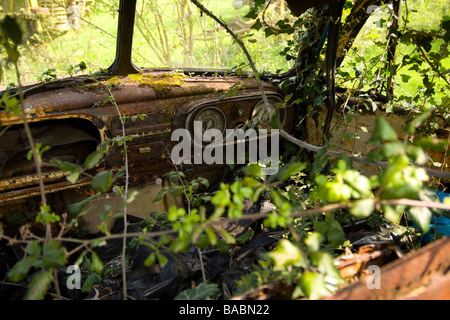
[[197, 247, 206, 282], [99, 82, 130, 300]]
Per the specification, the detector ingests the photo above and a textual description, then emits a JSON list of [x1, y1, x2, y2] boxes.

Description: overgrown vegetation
[[0, 0, 449, 300]]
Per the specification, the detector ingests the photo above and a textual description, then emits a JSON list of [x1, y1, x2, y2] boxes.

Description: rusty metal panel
[[327, 236, 450, 299], [0, 73, 283, 203]]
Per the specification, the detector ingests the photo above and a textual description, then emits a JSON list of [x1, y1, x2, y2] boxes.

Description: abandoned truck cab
[[0, 0, 294, 226]]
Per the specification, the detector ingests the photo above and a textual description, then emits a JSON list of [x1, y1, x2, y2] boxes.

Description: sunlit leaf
[[304, 232, 324, 253], [90, 252, 104, 275], [279, 162, 307, 181], [350, 198, 375, 218], [268, 239, 307, 271], [367, 118, 398, 145], [310, 251, 344, 286], [410, 206, 432, 233], [299, 271, 332, 300]]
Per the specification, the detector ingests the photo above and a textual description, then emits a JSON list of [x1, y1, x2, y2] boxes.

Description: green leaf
[[314, 214, 346, 248], [169, 238, 187, 253], [196, 177, 210, 188], [205, 228, 218, 246], [236, 229, 254, 246], [313, 148, 328, 174], [144, 252, 156, 267], [26, 241, 41, 256], [169, 185, 183, 197], [279, 162, 307, 181], [270, 114, 282, 129], [217, 229, 236, 245], [246, 163, 262, 177], [174, 281, 219, 300], [251, 18, 263, 31], [84, 148, 107, 170], [169, 174, 180, 183], [367, 118, 398, 145], [24, 271, 53, 300], [367, 150, 383, 162], [90, 252, 103, 275], [153, 186, 168, 202], [1, 15, 23, 45], [304, 232, 324, 253], [7, 256, 38, 282], [350, 198, 375, 218], [91, 171, 113, 193], [167, 206, 185, 221], [242, 177, 262, 188], [67, 193, 100, 216], [81, 273, 101, 293], [155, 253, 168, 267], [405, 145, 427, 165], [192, 228, 207, 247], [342, 170, 372, 198], [4, 42, 19, 62], [299, 271, 332, 300], [310, 251, 344, 285], [66, 171, 80, 184], [405, 111, 431, 135], [211, 187, 231, 207], [50, 159, 81, 183], [414, 138, 448, 152], [268, 239, 307, 271], [42, 241, 66, 268], [410, 206, 432, 233], [382, 204, 403, 223], [380, 142, 405, 159], [157, 234, 173, 247]]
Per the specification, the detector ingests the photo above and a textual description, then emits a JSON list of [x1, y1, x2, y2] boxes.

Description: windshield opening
[[132, 0, 294, 74]]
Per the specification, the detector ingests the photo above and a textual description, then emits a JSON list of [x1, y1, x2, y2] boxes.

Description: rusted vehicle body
[[0, 1, 292, 221], [329, 235, 450, 299], [0, 72, 288, 200]]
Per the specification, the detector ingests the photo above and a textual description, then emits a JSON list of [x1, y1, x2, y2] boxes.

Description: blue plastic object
[[421, 191, 450, 244]]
